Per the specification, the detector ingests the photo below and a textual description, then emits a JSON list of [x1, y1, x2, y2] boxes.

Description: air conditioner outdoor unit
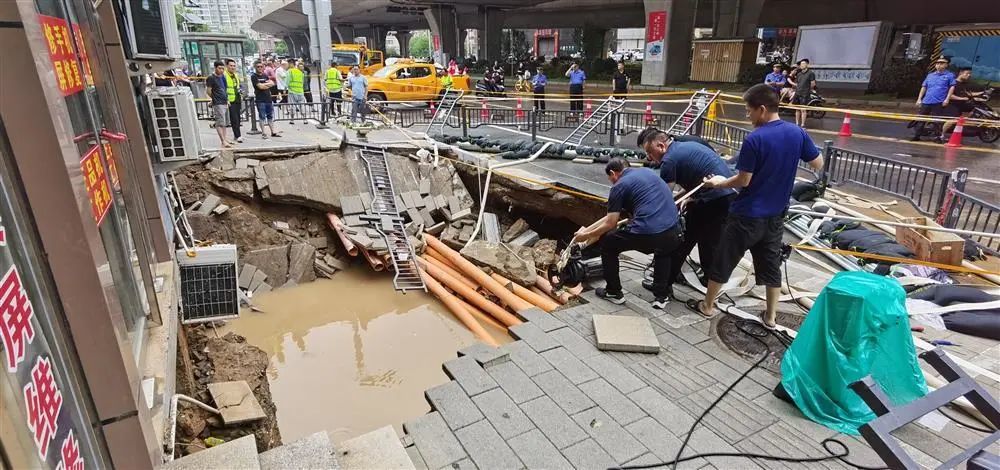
[[121, 0, 182, 60], [177, 244, 240, 324], [147, 87, 203, 162]]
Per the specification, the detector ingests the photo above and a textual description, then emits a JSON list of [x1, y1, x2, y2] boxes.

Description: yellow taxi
[[359, 60, 471, 103]]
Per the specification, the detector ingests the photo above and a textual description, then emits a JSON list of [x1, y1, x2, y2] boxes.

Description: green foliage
[[501, 29, 530, 61], [409, 34, 430, 58], [579, 25, 607, 62], [539, 57, 640, 81], [241, 37, 258, 55], [868, 59, 930, 97], [736, 63, 771, 86], [174, 3, 208, 32], [274, 41, 288, 55]]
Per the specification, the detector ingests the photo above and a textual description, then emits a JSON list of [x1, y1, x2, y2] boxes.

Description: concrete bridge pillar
[[714, 0, 765, 37], [424, 6, 460, 65], [396, 30, 412, 57], [477, 7, 503, 63], [333, 25, 350, 44], [640, 0, 696, 86], [369, 25, 388, 52]]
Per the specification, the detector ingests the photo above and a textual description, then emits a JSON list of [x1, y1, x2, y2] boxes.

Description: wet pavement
[[218, 268, 509, 444]]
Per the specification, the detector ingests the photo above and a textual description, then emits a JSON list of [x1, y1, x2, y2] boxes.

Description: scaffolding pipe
[[787, 208, 1000, 239]]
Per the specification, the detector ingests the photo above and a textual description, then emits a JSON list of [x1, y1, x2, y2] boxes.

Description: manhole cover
[[714, 310, 805, 374]]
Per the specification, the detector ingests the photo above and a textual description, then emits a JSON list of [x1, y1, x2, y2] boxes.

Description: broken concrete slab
[[343, 214, 364, 227], [427, 222, 446, 236], [207, 380, 266, 424], [259, 431, 338, 470], [273, 221, 291, 231], [348, 233, 374, 250], [423, 195, 436, 210], [242, 245, 290, 287], [238, 264, 257, 289], [593, 314, 660, 354], [406, 208, 424, 227], [533, 239, 559, 270], [248, 270, 268, 292], [307, 236, 328, 249], [449, 208, 473, 222], [359, 192, 373, 210], [448, 195, 462, 214], [457, 225, 474, 243], [510, 230, 540, 247], [254, 283, 272, 294], [222, 168, 255, 180], [419, 178, 431, 196], [164, 434, 258, 470], [324, 254, 350, 271], [211, 204, 230, 215], [460, 240, 537, 286], [287, 243, 317, 284], [336, 426, 415, 470], [419, 209, 436, 227], [196, 195, 221, 215], [212, 179, 255, 200], [261, 153, 357, 212], [341, 196, 365, 215], [502, 219, 529, 243], [482, 212, 501, 243], [235, 158, 249, 169], [254, 166, 268, 190], [243, 158, 261, 167]]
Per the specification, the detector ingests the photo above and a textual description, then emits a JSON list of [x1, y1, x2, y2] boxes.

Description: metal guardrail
[[825, 146, 951, 217], [697, 118, 749, 153], [943, 189, 1000, 252]]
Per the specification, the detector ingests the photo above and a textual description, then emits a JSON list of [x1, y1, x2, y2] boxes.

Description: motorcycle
[[910, 86, 998, 144], [779, 88, 827, 119], [475, 78, 506, 98]]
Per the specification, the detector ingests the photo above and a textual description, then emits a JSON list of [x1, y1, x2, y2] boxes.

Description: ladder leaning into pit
[[561, 96, 626, 147], [663, 89, 721, 136], [426, 89, 464, 136], [357, 147, 427, 292]]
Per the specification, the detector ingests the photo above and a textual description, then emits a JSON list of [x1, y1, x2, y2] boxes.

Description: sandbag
[[780, 271, 928, 435]]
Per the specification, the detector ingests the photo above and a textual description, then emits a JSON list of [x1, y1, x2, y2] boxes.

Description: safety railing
[[825, 146, 951, 217], [942, 189, 1000, 252], [697, 118, 749, 153]]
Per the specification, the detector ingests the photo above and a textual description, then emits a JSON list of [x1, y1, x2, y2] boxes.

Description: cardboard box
[[895, 217, 965, 266]]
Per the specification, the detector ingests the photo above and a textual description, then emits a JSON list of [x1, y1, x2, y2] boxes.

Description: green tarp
[[780, 271, 928, 435]]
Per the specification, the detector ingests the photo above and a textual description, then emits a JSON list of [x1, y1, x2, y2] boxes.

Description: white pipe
[[787, 208, 1000, 239], [164, 394, 222, 463], [464, 142, 553, 248]]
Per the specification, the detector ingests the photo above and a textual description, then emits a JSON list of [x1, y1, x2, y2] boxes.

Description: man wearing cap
[[912, 57, 956, 141]]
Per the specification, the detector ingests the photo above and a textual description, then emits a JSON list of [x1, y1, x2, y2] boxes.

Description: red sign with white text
[[646, 11, 667, 42], [80, 146, 112, 225], [38, 15, 85, 96]]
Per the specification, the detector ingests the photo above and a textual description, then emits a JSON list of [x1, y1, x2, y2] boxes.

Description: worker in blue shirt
[[764, 63, 786, 93], [565, 62, 587, 114], [640, 130, 737, 303], [695, 84, 824, 329], [571, 158, 683, 308], [912, 57, 956, 141], [532, 68, 548, 111]]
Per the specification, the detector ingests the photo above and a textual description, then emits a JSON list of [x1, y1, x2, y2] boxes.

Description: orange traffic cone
[[945, 117, 965, 148], [584, 99, 593, 118], [425, 100, 436, 118], [516, 98, 525, 119], [838, 113, 852, 136], [644, 101, 653, 124], [480, 99, 489, 120]]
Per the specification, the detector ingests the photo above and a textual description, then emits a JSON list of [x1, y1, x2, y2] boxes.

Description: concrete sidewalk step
[[335, 426, 415, 470], [164, 435, 260, 470], [258, 431, 338, 470]]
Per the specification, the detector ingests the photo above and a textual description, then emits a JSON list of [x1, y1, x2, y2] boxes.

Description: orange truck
[[331, 43, 384, 76]]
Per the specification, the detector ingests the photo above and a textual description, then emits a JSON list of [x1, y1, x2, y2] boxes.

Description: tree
[[242, 37, 258, 55], [274, 41, 288, 55], [174, 3, 208, 33], [410, 33, 430, 58], [501, 29, 530, 62]]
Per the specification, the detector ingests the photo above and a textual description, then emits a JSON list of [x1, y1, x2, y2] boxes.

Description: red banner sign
[[433, 34, 441, 51], [80, 146, 112, 226], [646, 11, 667, 42], [38, 15, 85, 96]]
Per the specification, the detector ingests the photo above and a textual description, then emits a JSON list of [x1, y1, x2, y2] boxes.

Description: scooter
[[911, 86, 998, 143], [475, 79, 506, 98], [779, 89, 827, 119]]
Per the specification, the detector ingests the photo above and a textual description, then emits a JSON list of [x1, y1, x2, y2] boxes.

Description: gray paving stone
[[425, 381, 484, 430], [440, 457, 475, 470], [696, 360, 770, 400], [532, 370, 596, 416], [578, 378, 647, 426], [657, 332, 714, 366], [629, 355, 716, 400], [551, 305, 599, 337], [562, 439, 617, 470], [585, 354, 646, 395], [540, 347, 599, 384], [519, 396, 589, 450], [627, 387, 696, 437], [165, 434, 258, 470], [499, 341, 553, 377], [443, 356, 499, 397], [572, 407, 648, 463], [471, 388, 535, 439], [507, 429, 573, 470], [686, 428, 763, 470], [676, 384, 777, 443], [403, 412, 468, 469], [458, 343, 511, 368], [625, 417, 684, 462], [670, 322, 712, 345], [405, 445, 429, 470], [454, 419, 523, 470], [733, 421, 848, 470], [622, 453, 665, 468], [593, 314, 660, 353], [517, 307, 566, 332], [509, 322, 561, 352], [548, 327, 602, 359], [485, 361, 543, 404], [335, 426, 413, 470]]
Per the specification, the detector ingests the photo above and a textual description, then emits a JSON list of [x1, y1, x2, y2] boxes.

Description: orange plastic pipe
[[326, 213, 358, 256], [454, 297, 507, 332], [426, 247, 461, 272], [490, 273, 559, 312], [529, 286, 560, 304], [360, 247, 386, 271], [535, 275, 571, 305], [420, 268, 498, 346], [418, 256, 522, 327], [425, 235, 535, 312], [424, 255, 478, 291]]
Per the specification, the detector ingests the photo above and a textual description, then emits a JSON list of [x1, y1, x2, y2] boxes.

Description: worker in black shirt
[[611, 62, 631, 99], [636, 127, 714, 152], [640, 129, 737, 301], [940, 67, 985, 143]]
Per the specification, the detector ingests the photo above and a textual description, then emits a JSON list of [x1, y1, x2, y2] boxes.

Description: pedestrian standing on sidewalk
[[206, 61, 233, 148], [275, 59, 290, 104], [224, 58, 244, 143], [764, 63, 786, 94], [532, 67, 548, 111], [566, 62, 586, 114], [347, 66, 368, 124], [287, 60, 307, 124], [640, 129, 737, 305], [612, 62, 631, 99], [571, 158, 684, 307], [692, 84, 824, 329], [303, 62, 314, 103], [912, 57, 956, 141], [787, 59, 815, 128], [324, 60, 344, 117], [250, 61, 282, 138]]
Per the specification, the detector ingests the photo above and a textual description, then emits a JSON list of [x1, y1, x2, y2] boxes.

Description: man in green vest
[[323, 60, 344, 117], [287, 60, 307, 124], [225, 58, 244, 142], [438, 68, 453, 90]]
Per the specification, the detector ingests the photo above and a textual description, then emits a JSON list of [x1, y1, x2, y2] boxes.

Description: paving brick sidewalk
[[402, 264, 999, 470]]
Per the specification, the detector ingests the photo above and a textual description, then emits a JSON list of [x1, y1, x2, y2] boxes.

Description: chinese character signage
[[80, 146, 112, 226], [645, 11, 666, 62], [1, 265, 37, 372], [38, 15, 85, 96], [813, 68, 872, 83], [101, 142, 120, 190]]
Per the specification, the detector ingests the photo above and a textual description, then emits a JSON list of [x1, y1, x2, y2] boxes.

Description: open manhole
[[714, 310, 806, 374]]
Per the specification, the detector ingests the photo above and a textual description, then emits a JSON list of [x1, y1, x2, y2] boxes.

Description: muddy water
[[219, 268, 510, 443]]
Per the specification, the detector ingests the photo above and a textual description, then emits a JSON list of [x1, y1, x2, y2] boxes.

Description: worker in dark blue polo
[[640, 129, 736, 302], [571, 158, 683, 309]]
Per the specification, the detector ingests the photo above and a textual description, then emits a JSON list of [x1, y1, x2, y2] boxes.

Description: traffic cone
[[584, 99, 593, 118], [516, 98, 525, 119], [480, 99, 489, 120], [644, 101, 653, 124], [425, 101, 436, 118], [946, 117, 965, 148], [838, 113, 852, 137]]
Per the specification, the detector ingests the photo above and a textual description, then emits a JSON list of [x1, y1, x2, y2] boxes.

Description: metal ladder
[[427, 89, 464, 135], [561, 96, 626, 147], [357, 147, 427, 293], [663, 89, 720, 136]]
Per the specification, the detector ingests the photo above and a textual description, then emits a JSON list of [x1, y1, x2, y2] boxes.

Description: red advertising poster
[[80, 146, 112, 226], [38, 15, 84, 96], [645, 11, 667, 62], [433, 34, 441, 51]]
